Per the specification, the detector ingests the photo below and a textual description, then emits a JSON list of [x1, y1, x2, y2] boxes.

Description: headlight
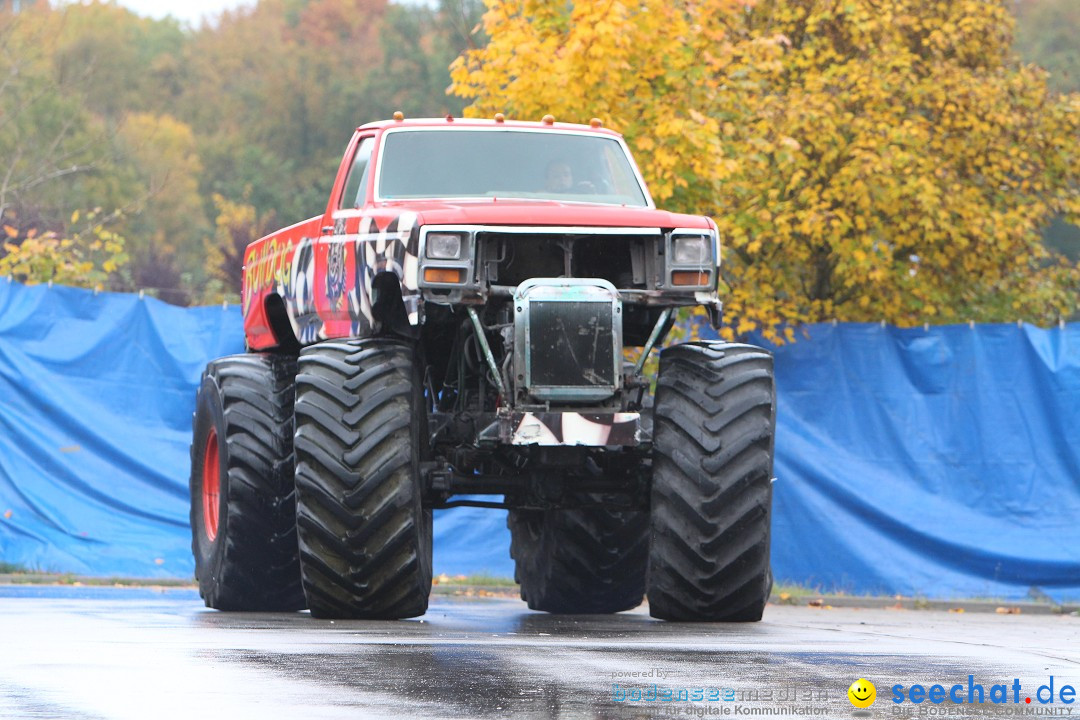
[[672, 235, 710, 265], [427, 232, 463, 259]]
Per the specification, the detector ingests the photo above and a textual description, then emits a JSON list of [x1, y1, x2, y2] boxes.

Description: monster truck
[[189, 114, 776, 621]]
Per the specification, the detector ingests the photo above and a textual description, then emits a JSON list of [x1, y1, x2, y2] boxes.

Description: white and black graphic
[[282, 237, 319, 344], [346, 212, 420, 335], [501, 411, 641, 446]]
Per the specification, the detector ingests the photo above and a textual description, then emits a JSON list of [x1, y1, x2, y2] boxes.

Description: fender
[[242, 210, 422, 350]]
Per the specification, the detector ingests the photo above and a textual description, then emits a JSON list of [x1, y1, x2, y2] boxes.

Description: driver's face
[[546, 163, 573, 191]]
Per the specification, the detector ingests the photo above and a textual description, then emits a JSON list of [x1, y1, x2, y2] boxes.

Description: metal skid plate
[[513, 278, 622, 403], [499, 409, 641, 446]]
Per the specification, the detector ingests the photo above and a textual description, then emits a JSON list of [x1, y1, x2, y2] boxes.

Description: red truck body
[[240, 118, 713, 350]]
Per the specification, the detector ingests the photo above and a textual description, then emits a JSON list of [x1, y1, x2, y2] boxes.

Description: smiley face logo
[[848, 678, 876, 708]]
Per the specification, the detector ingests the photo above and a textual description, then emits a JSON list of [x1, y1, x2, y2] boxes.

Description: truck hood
[[377, 199, 711, 230]]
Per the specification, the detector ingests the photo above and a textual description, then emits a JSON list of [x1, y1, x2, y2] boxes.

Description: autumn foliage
[[452, 0, 1080, 340], [0, 0, 481, 300]]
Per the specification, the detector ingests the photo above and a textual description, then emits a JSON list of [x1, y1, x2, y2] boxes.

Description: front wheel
[[293, 339, 432, 619], [647, 342, 776, 622], [189, 354, 305, 611]]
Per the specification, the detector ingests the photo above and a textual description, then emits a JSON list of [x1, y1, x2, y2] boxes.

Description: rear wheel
[[189, 354, 305, 611], [509, 502, 647, 614], [647, 342, 776, 622], [293, 339, 432, 619]]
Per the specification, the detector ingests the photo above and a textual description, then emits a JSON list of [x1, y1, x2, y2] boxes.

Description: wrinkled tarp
[[737, 322, 1080, 601], [1, 279, 1077, 599]]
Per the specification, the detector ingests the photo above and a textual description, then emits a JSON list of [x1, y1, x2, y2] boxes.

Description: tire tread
[[294, 339, 432, 619], [647, 342, 776, 622], [509, 502, 648, 614], [190, 353, 305, 611]]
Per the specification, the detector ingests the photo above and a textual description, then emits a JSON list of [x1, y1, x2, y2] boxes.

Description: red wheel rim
[[202, 427, 221, 542]]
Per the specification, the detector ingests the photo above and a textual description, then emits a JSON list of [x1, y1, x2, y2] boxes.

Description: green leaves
[[0, 0, 486, 303]]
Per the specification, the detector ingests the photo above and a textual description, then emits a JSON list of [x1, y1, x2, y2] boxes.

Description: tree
[[181, 0, 483, 232], [451, 0, 1080, 341], [1, 209, 129, 289], [114, 112, 209, 292], [451, 0, 746, 209], [1014, 0, 1080, 278], [0, 4, 190, 296], [3, 0, 494, 304], [362, 0, 484, 119], [1014, 0, 1080, 95], [202, 193, 278, 304], [0, 8, 101, 224]]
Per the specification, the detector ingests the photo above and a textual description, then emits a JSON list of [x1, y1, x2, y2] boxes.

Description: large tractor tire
[[508, 504, 648, 614], [189, 354, 305, 611], [293, 339, 432, 619], [647, 342, 776, 622]]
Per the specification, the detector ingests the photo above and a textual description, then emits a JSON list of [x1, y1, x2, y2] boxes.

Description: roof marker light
[[542, 114, 555, 125], [393, 111, 404, 122], [590, 118, 603, 128], [445, 113, 454, 122], [494, 113, 505, 123]]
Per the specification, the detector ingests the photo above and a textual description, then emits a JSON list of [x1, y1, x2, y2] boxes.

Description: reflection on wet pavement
[[0, 588, 1076, 719]]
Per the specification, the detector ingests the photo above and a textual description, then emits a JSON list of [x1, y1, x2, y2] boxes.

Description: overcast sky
[[113, 0, 253, 25], [113, 0, 428, 26]]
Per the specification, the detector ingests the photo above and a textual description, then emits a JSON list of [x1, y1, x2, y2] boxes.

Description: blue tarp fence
[[1, 279, 1078, 600]]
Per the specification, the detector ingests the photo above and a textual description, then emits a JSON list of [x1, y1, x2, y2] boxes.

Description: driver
[[545, 160, 574, 192]]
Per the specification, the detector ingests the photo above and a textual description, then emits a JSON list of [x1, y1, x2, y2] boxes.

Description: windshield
[[377, 129, 650, 207]]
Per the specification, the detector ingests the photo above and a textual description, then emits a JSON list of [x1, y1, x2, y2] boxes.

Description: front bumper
[[498, 410, 642, 446]]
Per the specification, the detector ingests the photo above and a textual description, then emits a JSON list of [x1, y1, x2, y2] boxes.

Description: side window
[[338, 136, 374, 209]]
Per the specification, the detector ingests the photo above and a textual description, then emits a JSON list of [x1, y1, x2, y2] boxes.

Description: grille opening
[[573, 237, 639, 288], [484, 234, 564, 286], [481, 233, 648, 289]]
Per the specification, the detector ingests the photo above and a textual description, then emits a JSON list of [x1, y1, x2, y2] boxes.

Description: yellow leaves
[[0, 209, 129, 289], [454, 0, 1080, 337], [451, 0, 742, 214], [736, 318, 758, 335], [786, 169, 806, 192], [2, 225, 17, 239]]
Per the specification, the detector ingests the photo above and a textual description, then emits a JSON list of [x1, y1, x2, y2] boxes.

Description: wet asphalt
[[0, 585, 1076, 720]]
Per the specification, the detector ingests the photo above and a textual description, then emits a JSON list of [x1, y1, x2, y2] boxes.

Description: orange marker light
[[494, 113, 505, 123], [590, 118, 603, 128], [424, 268, 464, 284], [393, 111, 404, 122], [671, 271, 710, 286], [542, 114, 555, 125]]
